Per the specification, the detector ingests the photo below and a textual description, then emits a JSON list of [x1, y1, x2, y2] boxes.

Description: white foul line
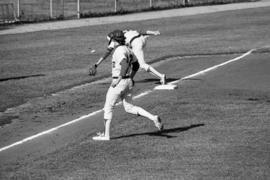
[[169, 49, 255, 84], [0, 49, 254, 153]]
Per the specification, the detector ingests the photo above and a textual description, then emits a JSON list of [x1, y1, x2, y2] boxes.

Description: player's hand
[[88, 64, 97, 76]]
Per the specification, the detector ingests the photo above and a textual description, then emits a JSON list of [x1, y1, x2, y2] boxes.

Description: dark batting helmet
[[107, 29, 125, 45]]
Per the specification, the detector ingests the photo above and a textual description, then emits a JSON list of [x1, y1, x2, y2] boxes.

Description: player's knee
[[105, 118, 112, 124], [141, 63, 150, 72], [103, 106, 114, 120], [104, 112, 112, 120], [123, 104, 133, 113], [124, 104, 137, 115]]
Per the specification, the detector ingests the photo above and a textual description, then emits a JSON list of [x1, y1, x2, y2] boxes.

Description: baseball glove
[[88, 64, 97, 76]]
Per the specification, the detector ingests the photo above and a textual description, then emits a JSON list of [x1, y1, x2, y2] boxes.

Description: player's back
[[124, 30, 140, 45]]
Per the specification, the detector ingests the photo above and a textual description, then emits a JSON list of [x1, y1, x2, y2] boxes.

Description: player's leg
[[149, 66, 166, 85], [122, 85, 164, 130], [93, 86, 119, 140], [132, 39, 166, 84]]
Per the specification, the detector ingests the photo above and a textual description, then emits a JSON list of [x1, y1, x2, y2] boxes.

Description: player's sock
[[136, 107, 156, 121], [149, 66, 163, 79], [104, 119, 111, 138]]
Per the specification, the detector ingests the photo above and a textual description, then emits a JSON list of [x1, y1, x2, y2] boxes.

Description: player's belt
[[112, 76, 130, 79], [129, 34, 142, 46]]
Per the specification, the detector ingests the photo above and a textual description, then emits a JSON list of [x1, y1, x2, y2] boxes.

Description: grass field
[[0, 3, 269, 113], [0, 2, 270, 180]]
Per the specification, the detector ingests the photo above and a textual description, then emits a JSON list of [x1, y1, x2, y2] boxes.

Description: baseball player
[[89, 29, 166, 85], [93, 30, 163, 141]]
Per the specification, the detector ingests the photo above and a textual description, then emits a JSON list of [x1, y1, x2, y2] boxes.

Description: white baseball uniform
[[122, 30, 165, 85], [93, 40, 163, 140], [123, 30, 150, 71], [103, 45, 157, 121]]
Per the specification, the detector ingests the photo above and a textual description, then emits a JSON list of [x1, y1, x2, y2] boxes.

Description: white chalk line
[[0, 50, 254, 153], [168, 49, 255, 85]]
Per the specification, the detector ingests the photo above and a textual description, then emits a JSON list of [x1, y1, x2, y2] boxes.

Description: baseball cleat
[[92, 132, 110, 141], [160, 74, 166, 85], [154, 116, 164, 131]]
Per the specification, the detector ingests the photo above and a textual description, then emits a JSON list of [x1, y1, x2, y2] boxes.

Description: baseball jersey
[[123, 30, 140, 46], [111, 45, 136, 77]]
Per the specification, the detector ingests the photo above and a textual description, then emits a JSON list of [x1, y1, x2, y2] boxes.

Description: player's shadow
[[112, 123, 205, 139], [0, 74, 45, 82], [183, 78, 203, 81], [137, 77, 179, 84]]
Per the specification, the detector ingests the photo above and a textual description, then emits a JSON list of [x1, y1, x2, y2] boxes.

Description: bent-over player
[[92, 30, 163, 141], [89, 29, 166, 85]]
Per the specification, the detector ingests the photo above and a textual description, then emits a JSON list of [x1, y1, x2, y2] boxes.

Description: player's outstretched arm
[[95, 47, 113, 67], [145, 30, 160, 36], [89, 47, 113, 76]]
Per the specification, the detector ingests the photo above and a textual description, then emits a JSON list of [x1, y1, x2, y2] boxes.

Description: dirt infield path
[[1, 0, 270, 35]]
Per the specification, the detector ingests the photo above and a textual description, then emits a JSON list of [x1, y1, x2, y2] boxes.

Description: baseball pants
[[103, 78, 156, 121]]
